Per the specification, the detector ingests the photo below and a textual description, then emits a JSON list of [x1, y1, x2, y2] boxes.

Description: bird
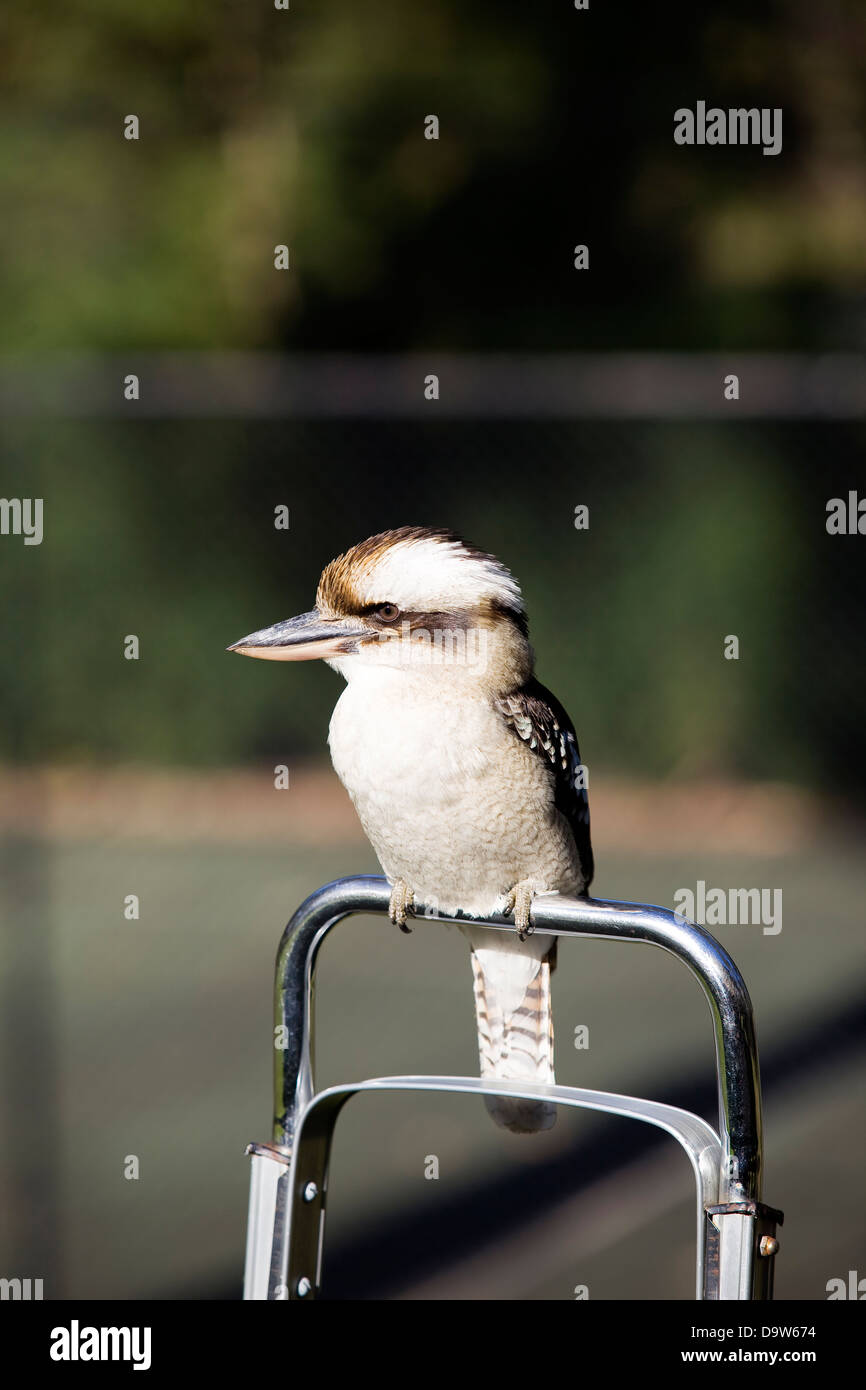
[[228, 526, 593, 1133]]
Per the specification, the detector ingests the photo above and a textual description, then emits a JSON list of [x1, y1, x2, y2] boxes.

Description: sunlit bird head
[[227, 526, 532, 685]]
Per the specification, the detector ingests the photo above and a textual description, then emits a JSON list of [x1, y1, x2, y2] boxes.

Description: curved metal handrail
[[272, 875, 763, 1205]]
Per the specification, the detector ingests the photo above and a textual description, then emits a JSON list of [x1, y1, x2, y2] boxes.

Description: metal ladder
[[243, 875, 783, 1300]]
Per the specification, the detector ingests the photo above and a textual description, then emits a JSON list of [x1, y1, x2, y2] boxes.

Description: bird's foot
[[503, 880, 535, 940], [388, 880, 415, 933]]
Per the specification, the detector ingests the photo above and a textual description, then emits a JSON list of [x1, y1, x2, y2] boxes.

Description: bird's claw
[[388, 880, 415, 933], [503, 881, 535, 940]]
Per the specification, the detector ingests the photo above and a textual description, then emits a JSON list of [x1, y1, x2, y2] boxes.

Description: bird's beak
[[227, 610, 366, 661]]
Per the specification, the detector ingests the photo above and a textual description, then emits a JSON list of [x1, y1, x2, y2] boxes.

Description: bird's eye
[[377, 603, 401, 622]]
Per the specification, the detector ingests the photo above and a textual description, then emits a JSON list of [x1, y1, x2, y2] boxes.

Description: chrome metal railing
[[243, 876, 782, 1301]]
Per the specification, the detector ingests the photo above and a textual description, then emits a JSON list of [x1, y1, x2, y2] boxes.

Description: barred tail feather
[[470, 943, 556, 1134]]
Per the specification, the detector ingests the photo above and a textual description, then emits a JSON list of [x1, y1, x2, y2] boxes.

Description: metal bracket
[[281, 1075, 722, 1301], [704, 1201, 785, 1301], [242, 875, 783, 1300]]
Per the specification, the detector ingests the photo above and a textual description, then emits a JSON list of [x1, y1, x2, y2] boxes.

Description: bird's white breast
[[327, 669, 581, 917]]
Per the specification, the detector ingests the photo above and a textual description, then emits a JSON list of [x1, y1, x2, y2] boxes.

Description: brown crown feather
[[316, 526, 526, 632]]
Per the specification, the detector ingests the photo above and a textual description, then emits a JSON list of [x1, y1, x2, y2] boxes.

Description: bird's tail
[[468, 932, 557, 1134]]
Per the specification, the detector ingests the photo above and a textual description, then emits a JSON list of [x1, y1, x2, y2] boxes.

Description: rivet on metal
[[296, 1276, 312, 1297], [302, 1181, 318, 1203]]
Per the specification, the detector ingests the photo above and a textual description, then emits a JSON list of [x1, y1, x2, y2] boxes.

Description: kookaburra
[[229, 527, 593, 1133]]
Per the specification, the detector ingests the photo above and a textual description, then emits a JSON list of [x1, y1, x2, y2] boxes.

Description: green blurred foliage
[[0, 0, 864, 352]]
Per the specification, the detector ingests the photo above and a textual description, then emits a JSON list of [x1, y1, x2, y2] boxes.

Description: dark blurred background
[[1, 0, 864, 355], [0, 0, 864, 1300]]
